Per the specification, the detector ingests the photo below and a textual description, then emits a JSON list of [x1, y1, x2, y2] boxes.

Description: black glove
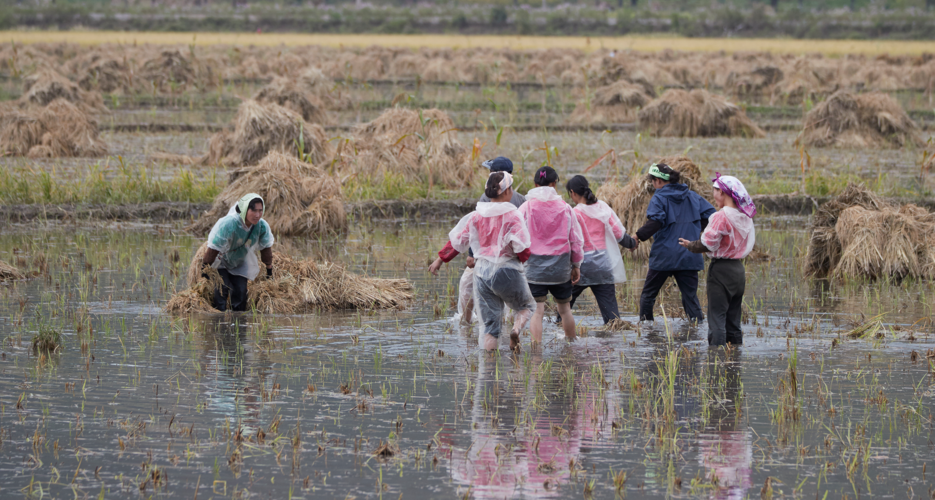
[[266, 267, 273, 278], [200, 264, 211, 281]]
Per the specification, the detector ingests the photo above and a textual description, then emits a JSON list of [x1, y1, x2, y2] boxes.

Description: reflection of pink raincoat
[[573, 200, 627, 286], [699, 430, 753, 499], [518, 187, 584, 285], [699, 208, 755, 260]]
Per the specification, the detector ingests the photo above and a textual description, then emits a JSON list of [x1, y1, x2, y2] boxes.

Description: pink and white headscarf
[[495, 172, 513, 196], [713, 173, 756, 218]]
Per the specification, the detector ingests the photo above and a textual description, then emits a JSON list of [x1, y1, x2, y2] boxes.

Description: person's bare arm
[[260, 247, 273, 277], [202, 248, 220, 265]]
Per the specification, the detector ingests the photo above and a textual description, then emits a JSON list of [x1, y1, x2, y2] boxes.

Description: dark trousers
[[214, 269, 249, 312], [706, 259, 745, 346], [638, 269, 703, 322], [570, 284, 620, 324]]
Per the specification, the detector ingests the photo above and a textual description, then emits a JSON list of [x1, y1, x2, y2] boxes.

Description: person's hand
[[629, 235, 640, 253], [466, 256, 476, 269], [570, 267, 581, 284], [428, 257, 443, 276], [200, 263, 212, 281], [678, 238, 691, 249]]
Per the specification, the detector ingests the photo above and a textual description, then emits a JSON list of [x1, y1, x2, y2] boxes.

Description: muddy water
[[0, 218, 932, 499]]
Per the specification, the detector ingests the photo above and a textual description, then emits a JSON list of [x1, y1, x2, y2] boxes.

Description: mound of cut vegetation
[[21, 69, 104, 112], [0, 98, 108, 158], [188, 151, 346, 237], [638, 89, 765, 138], [203, 100, 332, 167], [253, 76, 330, 124], [335, 107, 477, 189], [571, 80, 655, 124], [595, 155, 709, 260], [804, 184, 935, 280], [166, 247, 412, 315], [797, 91, 923, 149]]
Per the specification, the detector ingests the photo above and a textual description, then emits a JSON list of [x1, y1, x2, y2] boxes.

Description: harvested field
[[167, 244, 413, 314], [797, 91, 924, 148], [638, 89, 765, 138], [187, 151, 346, 236]]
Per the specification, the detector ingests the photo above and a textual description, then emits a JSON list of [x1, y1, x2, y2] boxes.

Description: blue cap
[[481, 156, 513, 173]]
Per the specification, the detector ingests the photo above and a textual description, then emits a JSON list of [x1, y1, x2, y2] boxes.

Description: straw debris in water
[[595, 155, 708, 260], [188, 151, 347, 236], [167, 245, 413, 315], [797, 91, 923, 149], [638, 89, 765, 138], [0, 260, 25, 281], [335, 107, 477, 189]]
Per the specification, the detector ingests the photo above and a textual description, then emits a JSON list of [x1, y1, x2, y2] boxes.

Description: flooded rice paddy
[[0, 217, 933, 499]]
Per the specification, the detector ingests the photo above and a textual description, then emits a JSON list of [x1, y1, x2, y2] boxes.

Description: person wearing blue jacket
[[634, 163, 715, 323]]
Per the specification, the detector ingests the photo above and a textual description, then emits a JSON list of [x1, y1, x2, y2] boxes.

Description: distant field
[[4, 31, 933, 55]]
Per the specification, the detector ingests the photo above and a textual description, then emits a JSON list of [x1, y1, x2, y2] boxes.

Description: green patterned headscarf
[[236, 193, 264, 225], [647, 163, 670, 181]]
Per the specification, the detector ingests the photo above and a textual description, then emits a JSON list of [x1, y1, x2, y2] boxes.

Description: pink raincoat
[[518, 187, 584, 285], [573, 200, 628, 286], [700, 208, 755, 260]]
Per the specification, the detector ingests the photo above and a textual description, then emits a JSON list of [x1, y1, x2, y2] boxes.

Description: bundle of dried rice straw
[[0, 98, 108, 157], [570, 80, 655, 124], [187, 151, 346, 236], [166, 245, 412, 315], [797, 91, 923, 149], [638, 89, 765, 138], [334, 107, 477, 189], [804, 184, 935, 280]]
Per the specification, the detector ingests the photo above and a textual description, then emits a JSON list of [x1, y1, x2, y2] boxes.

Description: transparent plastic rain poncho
[[205, 204, 275, 280], [700, 207, 755, 260], [573, 200, 627, 286], [517, 187, 584, 285], [448, 202, 536, 339]]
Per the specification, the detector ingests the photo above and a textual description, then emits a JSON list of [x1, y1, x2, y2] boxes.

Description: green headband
[[648, 163, 670, 181]]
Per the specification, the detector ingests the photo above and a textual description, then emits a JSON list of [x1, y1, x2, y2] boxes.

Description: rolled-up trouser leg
[[589, 284, 621, 324], [706, 259, 746, 346], [638, 269, 670, 321], [215, 269, 249, 312], [672, 270, 703, 322], [457, 267, 475, 322], [490, 268, 536, 334], [474, 272, 505, 338]]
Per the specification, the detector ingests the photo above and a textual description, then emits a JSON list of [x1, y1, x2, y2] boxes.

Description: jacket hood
[[655, 183, 689, 203]]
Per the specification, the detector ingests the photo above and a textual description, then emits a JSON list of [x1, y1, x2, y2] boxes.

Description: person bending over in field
[[429, 172, 536, 352], [201, 193, 275, 312]]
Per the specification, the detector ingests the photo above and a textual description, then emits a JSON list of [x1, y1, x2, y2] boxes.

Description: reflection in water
[[194, 316, 274, 426], [698, 350, 752, 499]]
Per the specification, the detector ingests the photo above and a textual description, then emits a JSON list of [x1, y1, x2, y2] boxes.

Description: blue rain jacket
[[646, 184, 715, 272]]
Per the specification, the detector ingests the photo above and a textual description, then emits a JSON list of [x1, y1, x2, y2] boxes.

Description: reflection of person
[[565, 175, 637, 324], [429, 172, 536, 352], [679, 174, 756, 346], [519, 166, 584, 344], [698, 351, 752, 498], [449, 157, 526, 324], [635, 163, 715, 323], [201, 193, 275, 312], [197, 318, 272, 425]]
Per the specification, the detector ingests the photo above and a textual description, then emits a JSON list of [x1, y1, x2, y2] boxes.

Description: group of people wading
[[429, 157, 756, 353], [197, 157, 756, 354]]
